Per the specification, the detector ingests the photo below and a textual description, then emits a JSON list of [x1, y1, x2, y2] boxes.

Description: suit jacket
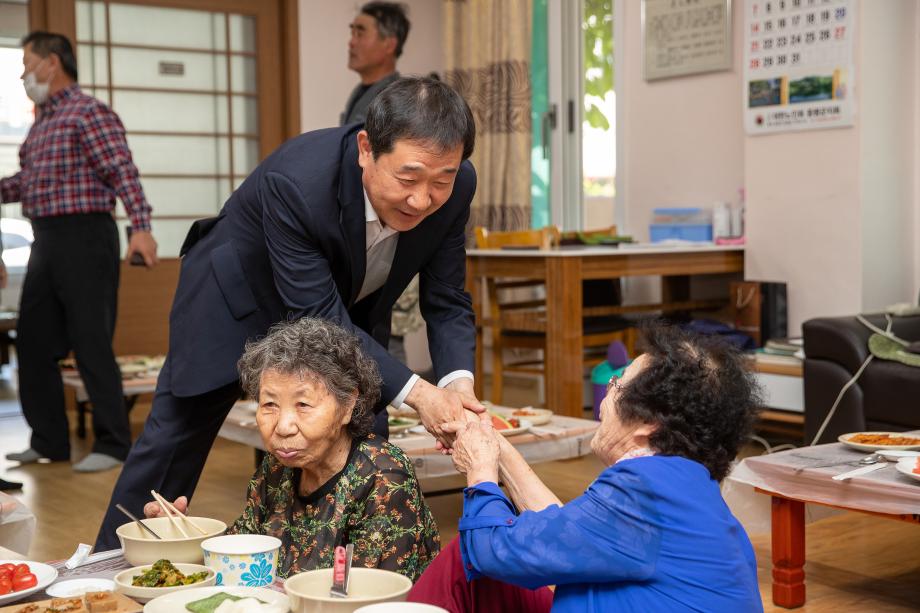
[[340, 72, 401, 126], [167, 124, 477, 411]]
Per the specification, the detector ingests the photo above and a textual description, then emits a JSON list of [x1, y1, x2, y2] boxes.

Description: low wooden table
[[729, 439, 920, 608], [219, 403, 600, 494], [61, 372, 159, 439]]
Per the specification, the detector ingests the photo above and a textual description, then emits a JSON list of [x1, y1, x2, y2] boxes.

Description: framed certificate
[[642, 0, 733, 81]]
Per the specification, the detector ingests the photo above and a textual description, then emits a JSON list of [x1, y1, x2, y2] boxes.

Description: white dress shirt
[[359, 191, 473, 407]]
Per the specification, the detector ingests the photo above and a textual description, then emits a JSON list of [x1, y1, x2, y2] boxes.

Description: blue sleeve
[[458, 466, 661, 590]]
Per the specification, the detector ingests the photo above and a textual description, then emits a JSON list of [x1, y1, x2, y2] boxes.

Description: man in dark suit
[[95, 77, 481, 549], [341, 2, 408, 125]]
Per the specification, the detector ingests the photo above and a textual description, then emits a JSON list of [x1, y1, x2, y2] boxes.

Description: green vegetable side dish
[[131, 558, 210, 587], [185, 592, 266, 613]]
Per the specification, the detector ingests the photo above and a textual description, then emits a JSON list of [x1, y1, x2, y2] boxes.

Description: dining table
[[727, 437, 920, 608], [466, 243, 745, 416]]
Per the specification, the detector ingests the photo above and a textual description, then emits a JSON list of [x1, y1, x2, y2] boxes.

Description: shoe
[[5, 448, 44, 463], [73, 453, 123, 473]]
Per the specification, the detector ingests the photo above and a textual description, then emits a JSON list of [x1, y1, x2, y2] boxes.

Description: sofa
[[803, 313, 920, 444]]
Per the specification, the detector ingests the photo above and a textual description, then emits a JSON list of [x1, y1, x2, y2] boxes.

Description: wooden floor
[[1, 373, 918, 611]]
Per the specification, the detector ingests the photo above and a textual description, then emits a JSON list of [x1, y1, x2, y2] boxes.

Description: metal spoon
[[856, 453, 884, 465], [116, 503, 163, 540]]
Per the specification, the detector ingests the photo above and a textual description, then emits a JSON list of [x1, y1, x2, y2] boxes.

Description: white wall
[[617, 1, 745, 242], [617, 0, 918, 331], [859, 0, 917, 312], [298, 0, 444, 133]]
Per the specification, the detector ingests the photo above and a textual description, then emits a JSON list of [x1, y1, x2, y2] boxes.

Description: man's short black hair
[[361, 2, 410, 58], [365, 76, 476, 161], [21, 31, 78, 81]]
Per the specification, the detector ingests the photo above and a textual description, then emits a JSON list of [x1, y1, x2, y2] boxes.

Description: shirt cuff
[[437, 370, 474, 389], [390, 373, 420, 408]]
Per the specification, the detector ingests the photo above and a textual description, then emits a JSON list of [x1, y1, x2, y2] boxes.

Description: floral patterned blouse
[[227, 434, 440, 582]]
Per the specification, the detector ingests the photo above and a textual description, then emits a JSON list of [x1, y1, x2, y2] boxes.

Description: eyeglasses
[[606, 375, 622, 393]]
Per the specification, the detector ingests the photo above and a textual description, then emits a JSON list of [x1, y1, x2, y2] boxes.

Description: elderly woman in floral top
[[145, 317, 439, 580]]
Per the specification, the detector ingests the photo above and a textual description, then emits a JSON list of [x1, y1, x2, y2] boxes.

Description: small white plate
[[496, 419, 532, 437], [877, 449, 920, 462], [491, 407, 553, 426], [0, 560, 59, 606], [895, 457, 920, 483], [143, 585, 289, 612], [838, 432, 920, 452], [46, 577, 116, 598]]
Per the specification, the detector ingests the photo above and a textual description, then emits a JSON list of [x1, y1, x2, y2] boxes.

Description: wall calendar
[[744, 0, 855, 134]]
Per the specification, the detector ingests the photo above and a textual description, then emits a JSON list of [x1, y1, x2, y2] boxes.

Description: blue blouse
[[458, 455, 763, 612]]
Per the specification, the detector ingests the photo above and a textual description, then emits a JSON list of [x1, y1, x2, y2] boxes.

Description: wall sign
[[744, 0, 855, 134], [642, 0, 733, 81]]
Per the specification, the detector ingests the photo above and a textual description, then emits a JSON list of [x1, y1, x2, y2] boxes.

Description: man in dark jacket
[[95, 77, 482, 549]]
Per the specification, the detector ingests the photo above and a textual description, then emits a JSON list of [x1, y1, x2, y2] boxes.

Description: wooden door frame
[[27, 0, 301, 145]]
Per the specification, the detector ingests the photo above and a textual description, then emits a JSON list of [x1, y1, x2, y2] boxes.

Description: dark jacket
[[167, 124, 477, 410]]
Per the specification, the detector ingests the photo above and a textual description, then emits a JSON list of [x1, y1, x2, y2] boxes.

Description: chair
[[474, 226, 635, 404]]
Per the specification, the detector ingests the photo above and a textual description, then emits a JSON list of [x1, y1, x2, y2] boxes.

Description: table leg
[[545, 258, 583, 417], [771, 495, 806, 608]]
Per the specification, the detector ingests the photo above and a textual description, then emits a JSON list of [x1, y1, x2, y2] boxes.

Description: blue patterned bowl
[[200, 534, 282, 588]]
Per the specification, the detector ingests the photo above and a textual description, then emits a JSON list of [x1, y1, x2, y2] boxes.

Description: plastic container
[[651, 207, 711, 225], [649, 224, 713, 242], [650, 207, 714, 242]]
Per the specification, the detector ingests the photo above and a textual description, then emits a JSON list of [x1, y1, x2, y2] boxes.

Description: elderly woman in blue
[[409, 323, 764, 613]]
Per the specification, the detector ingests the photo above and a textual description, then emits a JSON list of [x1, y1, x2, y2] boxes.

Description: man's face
[[357, 131, 463, 233], [348, 13, 396, 74], [20, 44, 53, 82]]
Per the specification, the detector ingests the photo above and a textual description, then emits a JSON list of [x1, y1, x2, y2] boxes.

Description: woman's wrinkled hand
[[143, 495, 188, 519], [442, 420, 501, 486]]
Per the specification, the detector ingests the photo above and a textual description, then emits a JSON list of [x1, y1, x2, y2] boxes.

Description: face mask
[[23, 61, 51, 104]]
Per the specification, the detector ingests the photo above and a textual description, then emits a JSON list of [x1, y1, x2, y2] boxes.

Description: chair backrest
[[474, 226, 560, 250]]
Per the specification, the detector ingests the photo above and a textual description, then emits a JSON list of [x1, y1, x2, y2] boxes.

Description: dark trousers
[[95, 362, 242, 550], [17, 213, 128, 461]]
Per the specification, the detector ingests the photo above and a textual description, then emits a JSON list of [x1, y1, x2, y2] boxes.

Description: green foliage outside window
[[583, 0, 614, 131]]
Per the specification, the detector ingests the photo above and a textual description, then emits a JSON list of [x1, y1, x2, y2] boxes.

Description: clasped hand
[[441, 419, 501, 486]]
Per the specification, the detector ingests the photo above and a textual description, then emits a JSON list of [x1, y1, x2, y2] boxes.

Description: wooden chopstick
[[151, 490, 209, 536], [150, 490, 189, 538]]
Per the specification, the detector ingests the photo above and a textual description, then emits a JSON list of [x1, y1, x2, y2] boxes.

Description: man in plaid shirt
[[1, 32, 158, 473]]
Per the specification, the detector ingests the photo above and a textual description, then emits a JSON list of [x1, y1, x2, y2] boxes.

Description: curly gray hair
[[237, 318, 382, 438]]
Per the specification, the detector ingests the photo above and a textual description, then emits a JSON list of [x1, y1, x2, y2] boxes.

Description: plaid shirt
[[0, 84, 152, 231]]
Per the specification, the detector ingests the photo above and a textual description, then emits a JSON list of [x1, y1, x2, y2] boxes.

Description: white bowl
[[201, 534, 282, 588], [285, 567, 412, 613], [114, 563, 215, 602], [116, 516, 227, 566]]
